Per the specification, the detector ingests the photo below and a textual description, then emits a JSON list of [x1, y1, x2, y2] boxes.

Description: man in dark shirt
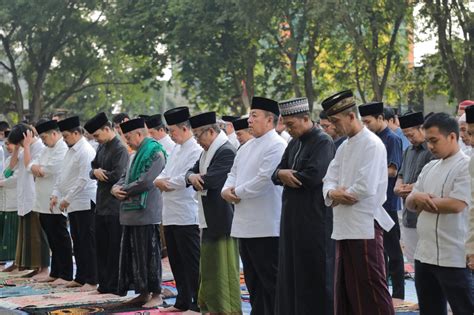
[[360, 102, 404, 306], [394, 112, 434, 265], [273, 98, 335, 315], [319, 111, 347, 149], [85, 112, 129, 295]]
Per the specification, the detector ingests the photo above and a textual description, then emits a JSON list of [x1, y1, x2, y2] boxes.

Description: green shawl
[[122, 137, 167, 211]]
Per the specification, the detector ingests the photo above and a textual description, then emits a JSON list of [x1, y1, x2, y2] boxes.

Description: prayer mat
[[1, 291, 129, 310], [21, 300, 171, 315], [404, 263, 414, 273], [2, 277, 35, 286], [0, 269, 36, 281], [161, 257, 173, 282], [0, 286, 50, 298], [0, 276, 83, 298], [161, 281, 177, 299], [394, 301, 419, 312]]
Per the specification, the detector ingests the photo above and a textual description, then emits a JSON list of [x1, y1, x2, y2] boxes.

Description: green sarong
[[122, 137, 166, 211], [0, 212, 18, 262], [199, 234, 242, 314]]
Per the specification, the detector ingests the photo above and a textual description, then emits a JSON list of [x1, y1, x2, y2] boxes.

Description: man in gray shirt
[[394, 112, 434, 264], [112, 118, 166, 307]]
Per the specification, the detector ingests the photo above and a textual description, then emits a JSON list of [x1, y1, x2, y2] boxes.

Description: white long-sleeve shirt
[[29, 139, 68, 214], [323, 127, 394, 240], [0, 146, 4, 173], [52, 137, 97, 212], [227, 132, 240, 149], [412, 150, 470, 268], [158, 134, 176, 157], [17, 140, 45, 216], [224, 129, 287, 238], [157, 137, 202, 225], [0, 156, 17, 212]]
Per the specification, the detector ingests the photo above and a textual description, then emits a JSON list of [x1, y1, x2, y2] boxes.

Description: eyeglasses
[[193, 128, 209, 139], [320, 123, 332, 130]]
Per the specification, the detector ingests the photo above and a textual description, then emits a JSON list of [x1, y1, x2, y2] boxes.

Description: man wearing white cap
[[273, 97, 335, 315]]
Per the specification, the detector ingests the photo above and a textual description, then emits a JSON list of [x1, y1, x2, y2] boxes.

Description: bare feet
[[142, 292, 162, 308], [36, 276, 57, 283], [407, 303, 419, 310], [392, 298, 405, 308], [65, 280, 83, 288], [51, 278, 70, 286], [163, 305, 185, 312], [124, 293, 150, 305], [31, 268, 49, 280], [162, 287, 175, 298], [79, 283, 98, 292]]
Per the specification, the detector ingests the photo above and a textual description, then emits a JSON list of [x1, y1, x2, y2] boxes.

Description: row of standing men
[[1, 92, 474, 314]]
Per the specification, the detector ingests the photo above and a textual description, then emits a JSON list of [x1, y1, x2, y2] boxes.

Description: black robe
[[272, 127, 336, 315], [185, 141, 236, 241]]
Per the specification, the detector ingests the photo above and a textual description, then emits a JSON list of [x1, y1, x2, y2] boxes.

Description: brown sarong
[[15, 212, 50, 269], [334, 223, 394, 315]]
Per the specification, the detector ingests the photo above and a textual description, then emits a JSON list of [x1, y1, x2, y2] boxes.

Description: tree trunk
[[243, 46, 256, 112], [368, 61, 383, 102], [0, 32, 24, 119], [13, 80, 24, 119], [30, 78, 46, 122], [427, 0, 473, 102], [289, 54, 302, 97], [304, 29, 319, 113], [355, 56, 367, 104]]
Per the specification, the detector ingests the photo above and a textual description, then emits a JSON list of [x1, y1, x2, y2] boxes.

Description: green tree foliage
[[336, 0, 412, 102], [0, 0, 467, 119], [163, 0, 263, 115], [0, 0, 168, 122], [419, 0, 473, 103]]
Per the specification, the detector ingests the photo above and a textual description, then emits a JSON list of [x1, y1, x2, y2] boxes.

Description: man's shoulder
[[217, 141, 237, 154], [311, 127, 333, 144], [380, 128, 401, 144], [362, 129, 385, 148]]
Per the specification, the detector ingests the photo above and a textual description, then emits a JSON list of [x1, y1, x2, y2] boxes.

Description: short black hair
[[319, 111, 329, 120], [365, 113, 384, 120], [383, 107, 396, 121], [113, 113, 129, 125], [423, 112, 459, 140], [8, 123, 33, 145], [0, 121, 10, 132], [152, 123, 166, 131]]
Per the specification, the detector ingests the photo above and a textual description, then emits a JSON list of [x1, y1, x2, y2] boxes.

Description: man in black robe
[[85, 112, 129, 295], [272, 97, 336, 315]]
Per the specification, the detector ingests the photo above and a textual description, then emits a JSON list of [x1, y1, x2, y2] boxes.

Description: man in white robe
[[322, 90, 395, 315]]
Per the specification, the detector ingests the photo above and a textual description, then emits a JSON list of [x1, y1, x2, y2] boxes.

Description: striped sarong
[[334, 223, 395, 315]]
